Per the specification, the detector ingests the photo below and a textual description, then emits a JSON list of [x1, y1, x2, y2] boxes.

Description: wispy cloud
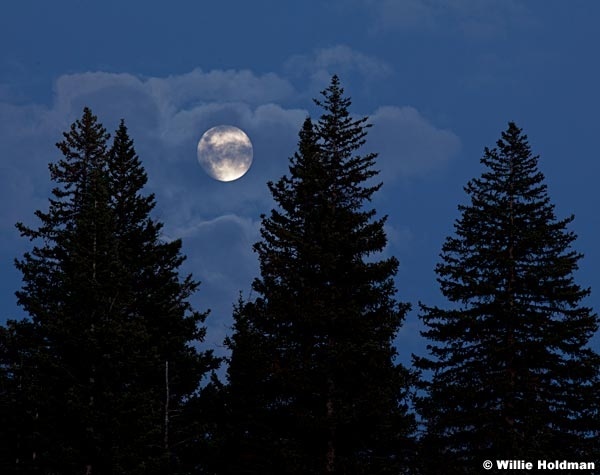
[[367, 106, 460, 178], [0, 60, 461, 350], [360, 0, 531, 38], [285, 44, 392, 91]]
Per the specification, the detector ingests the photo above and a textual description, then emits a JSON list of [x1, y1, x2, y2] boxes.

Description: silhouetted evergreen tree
[[223, 76, 415, 474], [415, 123, 600, 474], [4, 108, 217, 474], [215, 296, 280, 474], [0, 319, 43, 473], [107, 119, 219, 474]]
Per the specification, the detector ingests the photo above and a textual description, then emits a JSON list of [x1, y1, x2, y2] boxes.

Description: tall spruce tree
[[223, 76, 414, 474], [0, 318, 43, 473], [6, 108, 217, 474], [415, 123, 599, 474]]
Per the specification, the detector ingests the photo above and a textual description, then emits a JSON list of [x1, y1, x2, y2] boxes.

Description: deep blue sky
[[1, 1, 599, 362]]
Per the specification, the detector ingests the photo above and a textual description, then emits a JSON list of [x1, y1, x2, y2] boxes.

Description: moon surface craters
[[197, 125, 253, 182]]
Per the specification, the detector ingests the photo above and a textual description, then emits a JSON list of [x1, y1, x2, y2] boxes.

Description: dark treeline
[[0, 76, 598, 474]]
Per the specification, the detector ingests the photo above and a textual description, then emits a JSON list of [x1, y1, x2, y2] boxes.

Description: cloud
[[159, 101, 306, 153], [367, 106, 460, 178], [148, 69, 295, 107], [285, 45, 391, 91], [0, 63, 461, 356], [361, 0, 530, 37], [53, 68, 295, 112], [0, 68, 307, 221], [48, 69, 300, 146], [0, 68, 304, 342], [172, 214, 260, 292], [171, 213, 259, 240], [174, 214, 262, 355]]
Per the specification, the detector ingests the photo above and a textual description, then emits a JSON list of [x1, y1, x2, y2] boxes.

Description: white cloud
[[53, 68, 294, 112], [0, 67, 307, 221], [285, 44, 391, 90], [0, 68, 305, 350], [170, 213, 260, 242], [0, 63, 461, 353], [0, 66, 459, 243], [176, 214, 262, 355], [367, 105, 460, 178], [361, 0, 531, 37], [46, 69, 300, 148], [148, 69, 295, 107], [176, 213, 260, 296], [160, 101, 306, 152]]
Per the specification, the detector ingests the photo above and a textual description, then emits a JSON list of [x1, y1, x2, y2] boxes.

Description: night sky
[[1, 1, 599, 363]]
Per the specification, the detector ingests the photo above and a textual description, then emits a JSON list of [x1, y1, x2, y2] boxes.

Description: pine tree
[[415, 122, 600, 474], [223, 76, 414, 474], [107, 119, 219, 473], [0, 319, 43, 473], [6, 108, 217, 474], [10, 107, 114, 474]]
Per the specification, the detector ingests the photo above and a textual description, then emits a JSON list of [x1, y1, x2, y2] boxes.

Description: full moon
[[197, 125, 253, 182]]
